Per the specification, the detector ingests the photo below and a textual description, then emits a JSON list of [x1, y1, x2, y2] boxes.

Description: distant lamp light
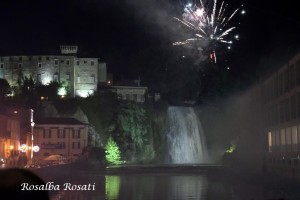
[[241, 10, 246, 15], [108, 80, 111, 84], [13, 110, 18, 114], [10, 145, 13, 150], [226, 67, 230, 70], [228, 46, 231, 50], [32, 145, 40, 153], [19, 144, 28, 153], [28, 146, 32, 150], [41, 96, 45, 100]]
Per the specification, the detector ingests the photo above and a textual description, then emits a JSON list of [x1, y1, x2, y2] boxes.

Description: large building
[[33, 117, 88, 163], [0, 46, 107, 97], [0, 103, 32, 167], [262, 53, 300, 178]]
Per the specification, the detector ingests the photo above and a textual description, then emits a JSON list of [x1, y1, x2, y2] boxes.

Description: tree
[[36, 81, 59, 100], [0, 78, 10, 100], [105, 137, 121, 165], [118, 102, 148, 150]]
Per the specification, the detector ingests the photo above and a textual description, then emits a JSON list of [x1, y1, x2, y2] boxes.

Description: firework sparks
[[174, 0, 241, 63]]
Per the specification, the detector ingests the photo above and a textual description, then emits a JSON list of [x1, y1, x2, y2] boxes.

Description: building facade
[[0, 108, 21, 167], [112, 86, 148, 103], [262, 53, 300, 178], [33, 117, 88, 163], [0, 46, 107, 97]]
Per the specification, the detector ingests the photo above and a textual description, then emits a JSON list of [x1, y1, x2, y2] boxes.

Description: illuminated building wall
[[262, 53, 300, 176], [33, 117, 88, 163], [0, 111, 21, 167], [0, 54, 107, 98], [112, 86, 148, 103]]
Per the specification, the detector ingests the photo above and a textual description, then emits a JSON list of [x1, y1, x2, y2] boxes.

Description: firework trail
[[174, 0, 240, 63]]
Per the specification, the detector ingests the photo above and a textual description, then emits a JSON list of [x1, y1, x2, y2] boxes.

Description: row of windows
[[268, 125, 300, 152], [77, 76, 95, 83], [0, 56, 50, 61], [268, 157, 300, 166], [0, 59, 95, 68], [41, 142, 81, 149], [119, 94, 145, 102], [263, 60, 300, 103], [265, 92, 300, 126], [36, 129, 83, 139]]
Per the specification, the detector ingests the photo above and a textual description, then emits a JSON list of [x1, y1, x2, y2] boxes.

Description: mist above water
[[166, 106, 209, 164]]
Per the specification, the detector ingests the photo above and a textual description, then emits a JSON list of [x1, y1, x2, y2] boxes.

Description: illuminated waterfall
[[166, 106, 208, 163]]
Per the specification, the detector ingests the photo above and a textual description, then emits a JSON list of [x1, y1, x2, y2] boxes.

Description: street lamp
[[30, 109, 35, 164]]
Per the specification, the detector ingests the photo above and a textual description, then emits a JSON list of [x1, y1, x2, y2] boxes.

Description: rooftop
[[35, 117, 87, 126]]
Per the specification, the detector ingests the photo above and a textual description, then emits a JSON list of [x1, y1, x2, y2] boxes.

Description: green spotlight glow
[[226, 145, 235, 154], [105, 176, 121, 200], [105, 137, 121, 165]]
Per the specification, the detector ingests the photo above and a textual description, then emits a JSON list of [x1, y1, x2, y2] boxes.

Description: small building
[[112, 86, 148, 103], [33, 117, 88, 163]]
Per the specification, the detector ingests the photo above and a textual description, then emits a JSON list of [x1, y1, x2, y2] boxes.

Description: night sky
[[0, 0, 300, 88]]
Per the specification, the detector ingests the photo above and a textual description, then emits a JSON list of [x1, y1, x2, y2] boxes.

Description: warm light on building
[[10, 145, 13, 150]]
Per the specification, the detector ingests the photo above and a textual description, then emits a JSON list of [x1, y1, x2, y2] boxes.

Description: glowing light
[[227, 46, 231, 49], [241, 10, 246, 15], [105, 137, 121, 165], [58, 87, 67, 96], [41, 96, 45, 100], [13, 110, 18, 114], [32, 145, 40, 153], [10, 145, 13, 150], [105, 176, 121, 200], [226, 67, 230, 70], [226, 145, 235, 153], [174, 0, 241, 63], [19, 144, 28, 152]]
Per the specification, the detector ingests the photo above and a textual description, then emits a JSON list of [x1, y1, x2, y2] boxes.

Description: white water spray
[[166, 106, 208, 163]]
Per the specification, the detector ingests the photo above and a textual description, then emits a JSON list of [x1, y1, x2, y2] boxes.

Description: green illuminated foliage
[[226, 145, 236, 154], [105, 137, 121, 165]]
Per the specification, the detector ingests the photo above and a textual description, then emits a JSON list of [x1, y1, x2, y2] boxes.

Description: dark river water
[[49, 170, 300, 200]]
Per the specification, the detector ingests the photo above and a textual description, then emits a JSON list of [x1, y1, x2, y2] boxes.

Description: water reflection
[[105, 176, 121, 200], [169, 176, 207, 200], [50, 173, 300, 200]]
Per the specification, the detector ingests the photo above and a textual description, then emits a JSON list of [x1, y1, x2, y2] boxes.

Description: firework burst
[[174, 0, 241, 63]]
